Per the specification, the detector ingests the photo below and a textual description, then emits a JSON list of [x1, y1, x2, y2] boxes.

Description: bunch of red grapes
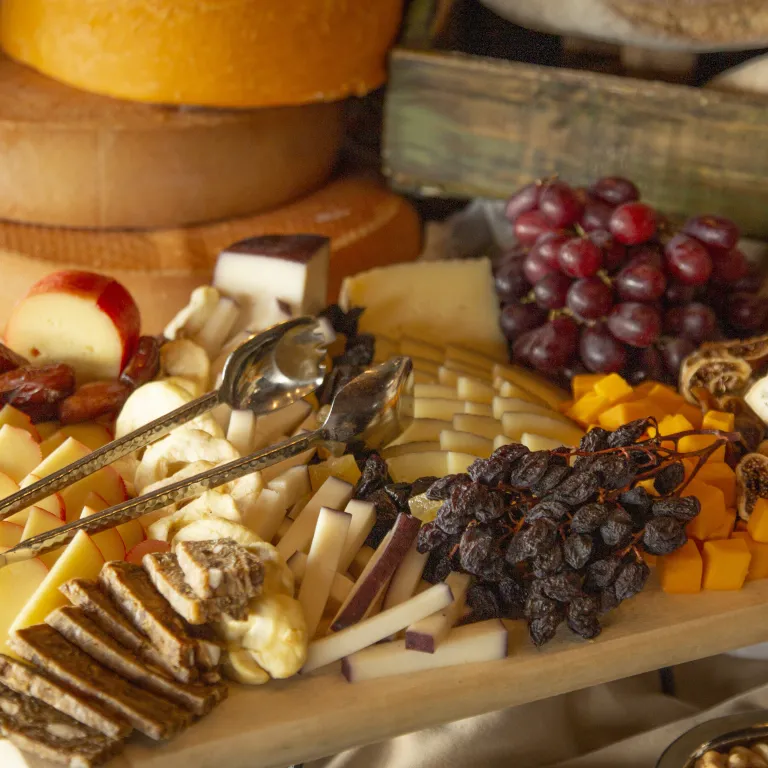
[[497, 176, 768, 385]]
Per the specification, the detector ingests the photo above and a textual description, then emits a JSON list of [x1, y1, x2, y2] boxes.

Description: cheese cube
[[709, 508, 737, 540], [571, 374, 606, 400], [684, 481, 727, 541], [658, 540, 702, 594], [593, 373, 633, 404], [747, 497, 768, 543], [732, 531, 768, 580], [567, 392, 608, 426], [695, 462, 736, 507], [597, 401, 650, 431], [702, 538, 751, 590]]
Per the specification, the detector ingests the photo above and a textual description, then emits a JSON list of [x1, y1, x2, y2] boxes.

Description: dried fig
[[736, 453, 768, 520], [705, 332, 768, 371], [679, 350, 752, 405]]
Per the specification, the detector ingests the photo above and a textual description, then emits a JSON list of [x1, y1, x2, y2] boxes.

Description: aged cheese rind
[[0, 176, 421, 334], [1, 0, 403, 107], [0, 54, 342, 229]]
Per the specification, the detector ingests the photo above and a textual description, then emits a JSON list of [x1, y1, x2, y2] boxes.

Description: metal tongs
[[0, 317, 412, 568]]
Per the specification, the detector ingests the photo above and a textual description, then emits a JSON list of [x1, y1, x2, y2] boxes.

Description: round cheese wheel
[[1, 0, 403, 108], [0, 175, 422, 334], [0, 54, 343, 229], [480, 0, 768, 51]]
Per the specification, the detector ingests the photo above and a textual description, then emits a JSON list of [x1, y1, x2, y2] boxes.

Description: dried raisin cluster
[[356, 418, 731, 647]]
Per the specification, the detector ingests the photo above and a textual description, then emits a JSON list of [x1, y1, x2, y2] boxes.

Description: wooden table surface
[[121, 576, 768, 768]]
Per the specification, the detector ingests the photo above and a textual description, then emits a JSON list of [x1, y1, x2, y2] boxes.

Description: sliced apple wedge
[[413, 384, 458, 400], [0, 554, 48, 653], [303, 583, 454, 674], [502, 413, 584, 446], [521, 433, 569, 452], [382, 539, 428, 611], [0, 426, 42, 483], [9, 474, 64, 525], [338, 500, 376, 574], [405, 572, 472, 653], [20, 508, 65, 568], [80, 506, 126, 562], [452, 414, 503, 441], [386, 418, 451, 446], [493, 364, 569, 409], [331, 514, 420, 631], [125, 539, 170, 565], [0, 472, 19, 501], [5, 530, 104, 653], [456, 377, 496, 405], [381, 442, 440, 459], [464, 402, 493, 417], [116, 519, 145, 554], [0, 521, 23, 548], [0, 405, 39, 440], [298, 507, 352, 637], [287, 552, 355, 606], [400, 337, 444, 364], [439, 430, 492, 458], [342, 619, 508, 682], [40, 423, 112, 456], [26, 437, 91, 481], [35, 422, 59, 440], [275, 476, 354, 560], [244, 488, 287, 541], [60, 466, 127, 523]]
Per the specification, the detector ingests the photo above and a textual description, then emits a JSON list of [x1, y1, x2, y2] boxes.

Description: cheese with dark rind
[[1, 0, 404, 107], [0, 176, 422, 334], [0, 53, 342, 229]]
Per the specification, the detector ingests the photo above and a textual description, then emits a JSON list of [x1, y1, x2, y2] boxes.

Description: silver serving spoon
[[0, 316, 328, 523], [0, 356, 412, 567]]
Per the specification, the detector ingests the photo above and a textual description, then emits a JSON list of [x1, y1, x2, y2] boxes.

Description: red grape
[[615, 263, 666, 302], [539, 182, 583, 228], [727, 293, 768, 332], [495, 259, 531, 302], [659, 337, 696, 378], [729, 263, 765, 294], [589, 176, 639, 206], [711, 248, 748, 283], [523, 250, 559, 285], [609, 202, 657, 245], [566, 278, 613, 320], [579, 324, 627, 373], [664, 280, 696, 305], [580, 199, 613, 232], [675, 302, 718, 343], [588, 230, 626, 272], [512, 329, 537, 364], [533, 273, 572, 310], [504, 183, 541, 223], [663, 307, 683, 335], [607, 302, 662, 347], [528, 317, 578, 374], [628, 345, 665, 385], [531, 232, 570, 271], [558, 237, 603, 278], [500, 303, 547, 339], [664, 234, 712, 286], [682, 214, 739, 252], [627, 243, 663, 269], [514, 210, 557, 246]]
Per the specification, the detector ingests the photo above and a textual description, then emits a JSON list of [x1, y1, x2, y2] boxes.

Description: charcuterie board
[[122, 577, 768, 768]]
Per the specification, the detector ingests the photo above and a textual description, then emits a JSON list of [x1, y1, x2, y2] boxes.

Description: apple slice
[[399, 337, 444, 364], [26, 437, 91, 481], [381, 441, 440, 459], [413, 384, 458, 400], [0, 521, 23, 549], [35, 422, 59, 440], [80, 506, 126, 562], [5, 271, 140, 383], [125, 539, 170, 565], [502, 413, 583, 446], [287, 552, 355, 607], [0, 405, 39, 441], [439, 430, 492, 458], [452, 414, 503, 440], [405, 572, 472, 653], [298, 508, 352, 636], [331, 514, 421, 632], [0, 554, 48, 653], [387, 418, 451, 447], [493, 364, 568, 409], [445, 345, 498, 372], [303, 583, 454, 674], [0, 472, 19, 502], [40, 424, 112, 456], [226, 409, 257, 455], [244, 488, 287, 541], [521, 433, 568, 452], [116, 518, 145, 554], [267, 466, 311, 510], [348, 545, 375, 580], [20, 507, 65, 568], [276, 476, 354, 561], [338, 500, 376, 574], [18, 474, 65, 521], [413, 398, 467, 421], [5, 530, 104, 653], [382, 539, 429, 611], [342, 619, 508, 682], [0, 425, 42, 484], [60, 466, 127, 522], [456, 377, 496, 405]]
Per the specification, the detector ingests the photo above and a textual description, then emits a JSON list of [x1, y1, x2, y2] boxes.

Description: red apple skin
[[7, 270, 141, 372]]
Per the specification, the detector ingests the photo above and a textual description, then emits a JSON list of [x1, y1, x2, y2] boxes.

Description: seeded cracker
[[175, 538, 263, 599]]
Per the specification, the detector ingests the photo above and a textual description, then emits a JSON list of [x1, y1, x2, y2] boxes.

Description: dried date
[[0, 343, 28, 375], [58, 381, 131, 424], [0, 363, 75, 420], [119, 336, 161, 390]]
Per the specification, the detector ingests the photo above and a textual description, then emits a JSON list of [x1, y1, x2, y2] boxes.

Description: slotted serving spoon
[[0, 316, 329, 524], [0, 355, 413, 567]]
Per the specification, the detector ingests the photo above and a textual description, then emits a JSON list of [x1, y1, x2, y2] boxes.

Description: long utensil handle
[[0, 430, 323, 566], [0, 391, 221, 521]]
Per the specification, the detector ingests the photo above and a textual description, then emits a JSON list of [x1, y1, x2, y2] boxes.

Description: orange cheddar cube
[[571, 374, 606, 401], [658, 540, 702, 594], [747, 497, 768, 543], [678, 434, 725, 463], [702, 538, 751, 590], [683, 480, 727, 541], [632, 381, 657, 396], [651, 414, 694, 438], [567, 392, 608, 427], [636, 478, 659, 497], [644, 553, 658, 568], [702, 410, 735, 434], [695, 462, 736, 507], [593, 373, 633, 404], [679, 403, 703, 429], [598, 400, 653, 431], [732, 532, 768, 580], [646, 383, 685, 410], [558, 399, 574, 414], [709, 508, 737, 540]]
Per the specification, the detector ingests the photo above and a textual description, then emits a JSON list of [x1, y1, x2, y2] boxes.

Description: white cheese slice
[[337, 500, 377, 574], [287, 551, 355, 607], [439, 430, 492, 458], [243, 488, 287, 542], [266, 466, 311, 511], [405, 572, 472, 653], [382, 539, 428, 612]]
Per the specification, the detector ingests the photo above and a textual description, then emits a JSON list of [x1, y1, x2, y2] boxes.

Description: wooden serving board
[[120, 577, 768, 768]]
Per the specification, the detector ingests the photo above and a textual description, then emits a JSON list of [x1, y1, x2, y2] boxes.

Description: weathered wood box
[[383, 47, 768, 237]]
